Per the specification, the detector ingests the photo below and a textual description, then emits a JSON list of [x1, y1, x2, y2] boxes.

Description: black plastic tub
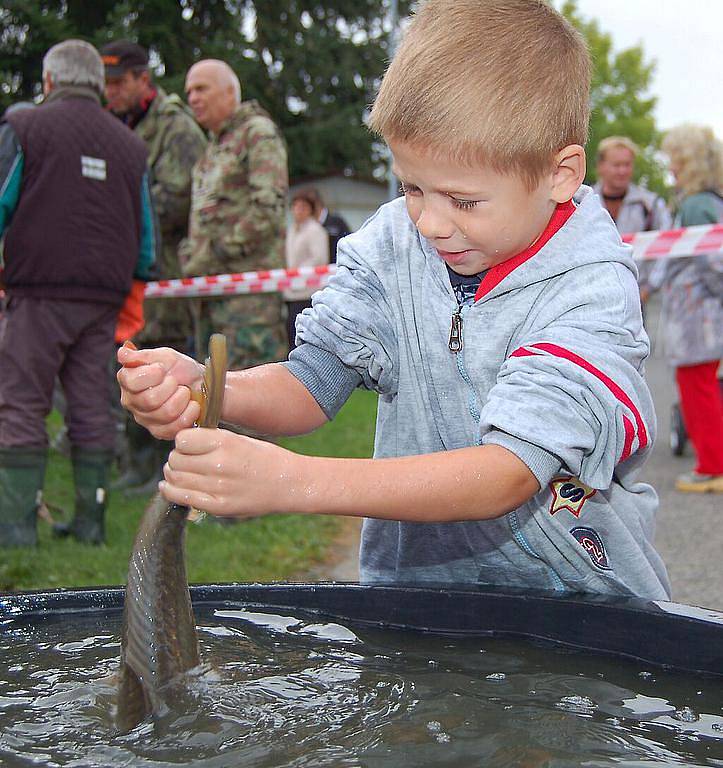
[[2, 582, 722, 678]]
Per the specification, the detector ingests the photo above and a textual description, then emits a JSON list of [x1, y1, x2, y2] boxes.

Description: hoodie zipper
[[447, 301, 565, 592], [448, 309, 463, 353]]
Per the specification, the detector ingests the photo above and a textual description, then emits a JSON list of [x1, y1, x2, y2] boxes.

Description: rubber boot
[[123, 439, 172, 498], [0, 448, 47, 548], [54, 447, 112, 545], [111, 417, 155, 491]]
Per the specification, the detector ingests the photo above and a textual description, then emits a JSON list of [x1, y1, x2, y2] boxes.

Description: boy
[[118, 0, 670, 599]]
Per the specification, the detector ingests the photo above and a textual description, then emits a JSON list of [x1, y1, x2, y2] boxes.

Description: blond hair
[[661, 124, 723, 197], [597, 136, 638, 163], [369, 0, 590, 187]]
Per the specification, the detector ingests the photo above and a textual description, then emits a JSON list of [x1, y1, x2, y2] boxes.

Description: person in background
[[593, 136, 671, 303], [306, 187, 351, 263], [118, 0, 670, 600], [653, 124, 723, 494], [180, 59, 288, 371], [284, 187, 329, 349], [0, 40, 157, 547], [101, 40, 207, 495]]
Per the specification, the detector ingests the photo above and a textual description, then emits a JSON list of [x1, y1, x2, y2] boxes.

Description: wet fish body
[[116, 497, 199, 732], [116, 334, 227, 733]]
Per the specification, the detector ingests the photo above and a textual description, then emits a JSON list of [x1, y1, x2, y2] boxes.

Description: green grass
[[0, 390, 377, 592]]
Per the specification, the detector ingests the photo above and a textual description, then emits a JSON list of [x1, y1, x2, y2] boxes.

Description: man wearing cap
[[101, 40, 207, 494], [0, 40, 157, 547], [180, 58, 288, 371]]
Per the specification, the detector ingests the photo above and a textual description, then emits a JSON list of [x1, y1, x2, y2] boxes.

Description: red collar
[[474, 199, 576, 301]]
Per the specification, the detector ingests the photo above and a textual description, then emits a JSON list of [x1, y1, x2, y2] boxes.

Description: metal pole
[[386, 0, 399, 201]]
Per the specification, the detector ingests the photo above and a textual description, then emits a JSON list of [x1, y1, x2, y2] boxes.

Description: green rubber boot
[[54, 447, 113, 545], [122, 438, 171, 498], [111, 417, 156, 491], [0, 448, 47, 548]]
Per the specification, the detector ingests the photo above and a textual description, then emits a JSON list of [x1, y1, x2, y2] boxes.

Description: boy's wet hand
[[160, 428, 299, 519], [117, 346, 203, 439]]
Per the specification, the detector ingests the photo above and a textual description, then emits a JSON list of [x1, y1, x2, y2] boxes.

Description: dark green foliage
[[0, 2, 666, 190], [0, 0, 410, 181]]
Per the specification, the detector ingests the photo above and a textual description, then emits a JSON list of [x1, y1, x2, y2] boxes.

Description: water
[[1, 606, 721, 767]]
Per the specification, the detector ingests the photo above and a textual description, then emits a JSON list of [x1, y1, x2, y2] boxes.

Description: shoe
[[675, 472, 723, 493]]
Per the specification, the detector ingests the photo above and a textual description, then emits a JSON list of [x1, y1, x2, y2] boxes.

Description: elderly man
[[0, 40, 157, 546], [181, 59, 289, 369], [593, 136, 671, 300], [100, 40, 207, 494]]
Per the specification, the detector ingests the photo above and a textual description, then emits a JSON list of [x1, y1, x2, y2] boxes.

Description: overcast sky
[[573, 0, 723, 140]]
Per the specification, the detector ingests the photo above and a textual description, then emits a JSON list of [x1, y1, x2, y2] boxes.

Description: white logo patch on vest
[[549, 476, 596, 517], [81, 155, 107, 181]]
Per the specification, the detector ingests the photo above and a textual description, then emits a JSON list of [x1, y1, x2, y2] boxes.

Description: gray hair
[[42, 40, 104, 96]]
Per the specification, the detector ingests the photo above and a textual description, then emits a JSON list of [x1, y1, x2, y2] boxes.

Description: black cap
[[100, 40, 148, 77]]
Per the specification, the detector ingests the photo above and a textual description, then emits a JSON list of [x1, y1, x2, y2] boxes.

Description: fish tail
[[116, 660, 151, 733]]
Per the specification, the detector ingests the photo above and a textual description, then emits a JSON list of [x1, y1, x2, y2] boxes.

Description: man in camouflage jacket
[[102, 41, 207, 491], [102, 40, 207, 351], [181, 59, 289, 370]]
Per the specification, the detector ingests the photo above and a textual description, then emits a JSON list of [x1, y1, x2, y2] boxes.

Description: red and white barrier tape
[[143, 264, 333, 300], [144, 223, 722, 299], [622, 223, 723, 260], [4, 222, 718, 302]]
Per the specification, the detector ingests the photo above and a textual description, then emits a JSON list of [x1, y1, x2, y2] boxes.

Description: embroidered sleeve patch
[[570, 526, 611, 570], [549, 476, 596, 517]]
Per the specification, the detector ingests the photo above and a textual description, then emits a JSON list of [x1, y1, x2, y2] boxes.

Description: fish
[[116, 333, 228, 733]]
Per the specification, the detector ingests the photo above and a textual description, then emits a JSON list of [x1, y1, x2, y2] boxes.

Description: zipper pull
[[448, 310, 463, 353]]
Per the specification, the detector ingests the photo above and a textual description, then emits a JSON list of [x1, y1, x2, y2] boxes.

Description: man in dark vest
[[0, 39, 157, 547]]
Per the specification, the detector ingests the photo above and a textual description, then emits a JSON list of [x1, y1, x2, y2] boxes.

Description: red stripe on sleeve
[[529, 342, 648, 453], [508, 342, 649, 462], [621, 415, 636, 462]]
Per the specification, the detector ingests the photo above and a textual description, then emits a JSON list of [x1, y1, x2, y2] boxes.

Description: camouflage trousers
[[195, 293, 289, 370]]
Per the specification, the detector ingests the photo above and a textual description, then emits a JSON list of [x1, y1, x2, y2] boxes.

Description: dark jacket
[[1, 86, 156, 306], [320, 209, 351, 263]]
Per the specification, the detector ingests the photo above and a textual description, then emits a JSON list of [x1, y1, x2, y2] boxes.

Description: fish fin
[[116, 661, 152, 733]]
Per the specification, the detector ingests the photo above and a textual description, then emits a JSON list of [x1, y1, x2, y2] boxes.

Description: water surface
[[1, 606, 721, 766]]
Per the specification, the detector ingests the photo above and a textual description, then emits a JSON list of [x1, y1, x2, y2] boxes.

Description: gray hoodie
[[287, 185, 671, 600]]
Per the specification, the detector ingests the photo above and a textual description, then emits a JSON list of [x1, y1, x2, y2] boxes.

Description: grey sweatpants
[[0, 296, 118, 450]]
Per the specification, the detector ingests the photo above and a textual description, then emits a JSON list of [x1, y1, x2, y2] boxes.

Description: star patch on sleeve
[[549, 476, 596, 517]]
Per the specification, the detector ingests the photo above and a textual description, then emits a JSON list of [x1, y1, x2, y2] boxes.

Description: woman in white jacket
[[284, 187, 329, 349]]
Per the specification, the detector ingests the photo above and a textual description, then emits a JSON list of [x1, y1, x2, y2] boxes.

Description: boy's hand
[[117, 344, 205, 440], [159, 428, 296, 519]]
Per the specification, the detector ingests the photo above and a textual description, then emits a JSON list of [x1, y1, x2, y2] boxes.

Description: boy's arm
[[221, 343, 362, 434], [286, 444, 539, 521], [162, 430, 539, 521], [117, 345, 329, 439], [479, 266, 653, 491], [223, 362, 329, 436]]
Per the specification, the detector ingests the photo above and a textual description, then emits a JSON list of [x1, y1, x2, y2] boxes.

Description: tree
[[0, 0, 409, 182], [559, 1, 668, 196], [0, 1, 666, 190]]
